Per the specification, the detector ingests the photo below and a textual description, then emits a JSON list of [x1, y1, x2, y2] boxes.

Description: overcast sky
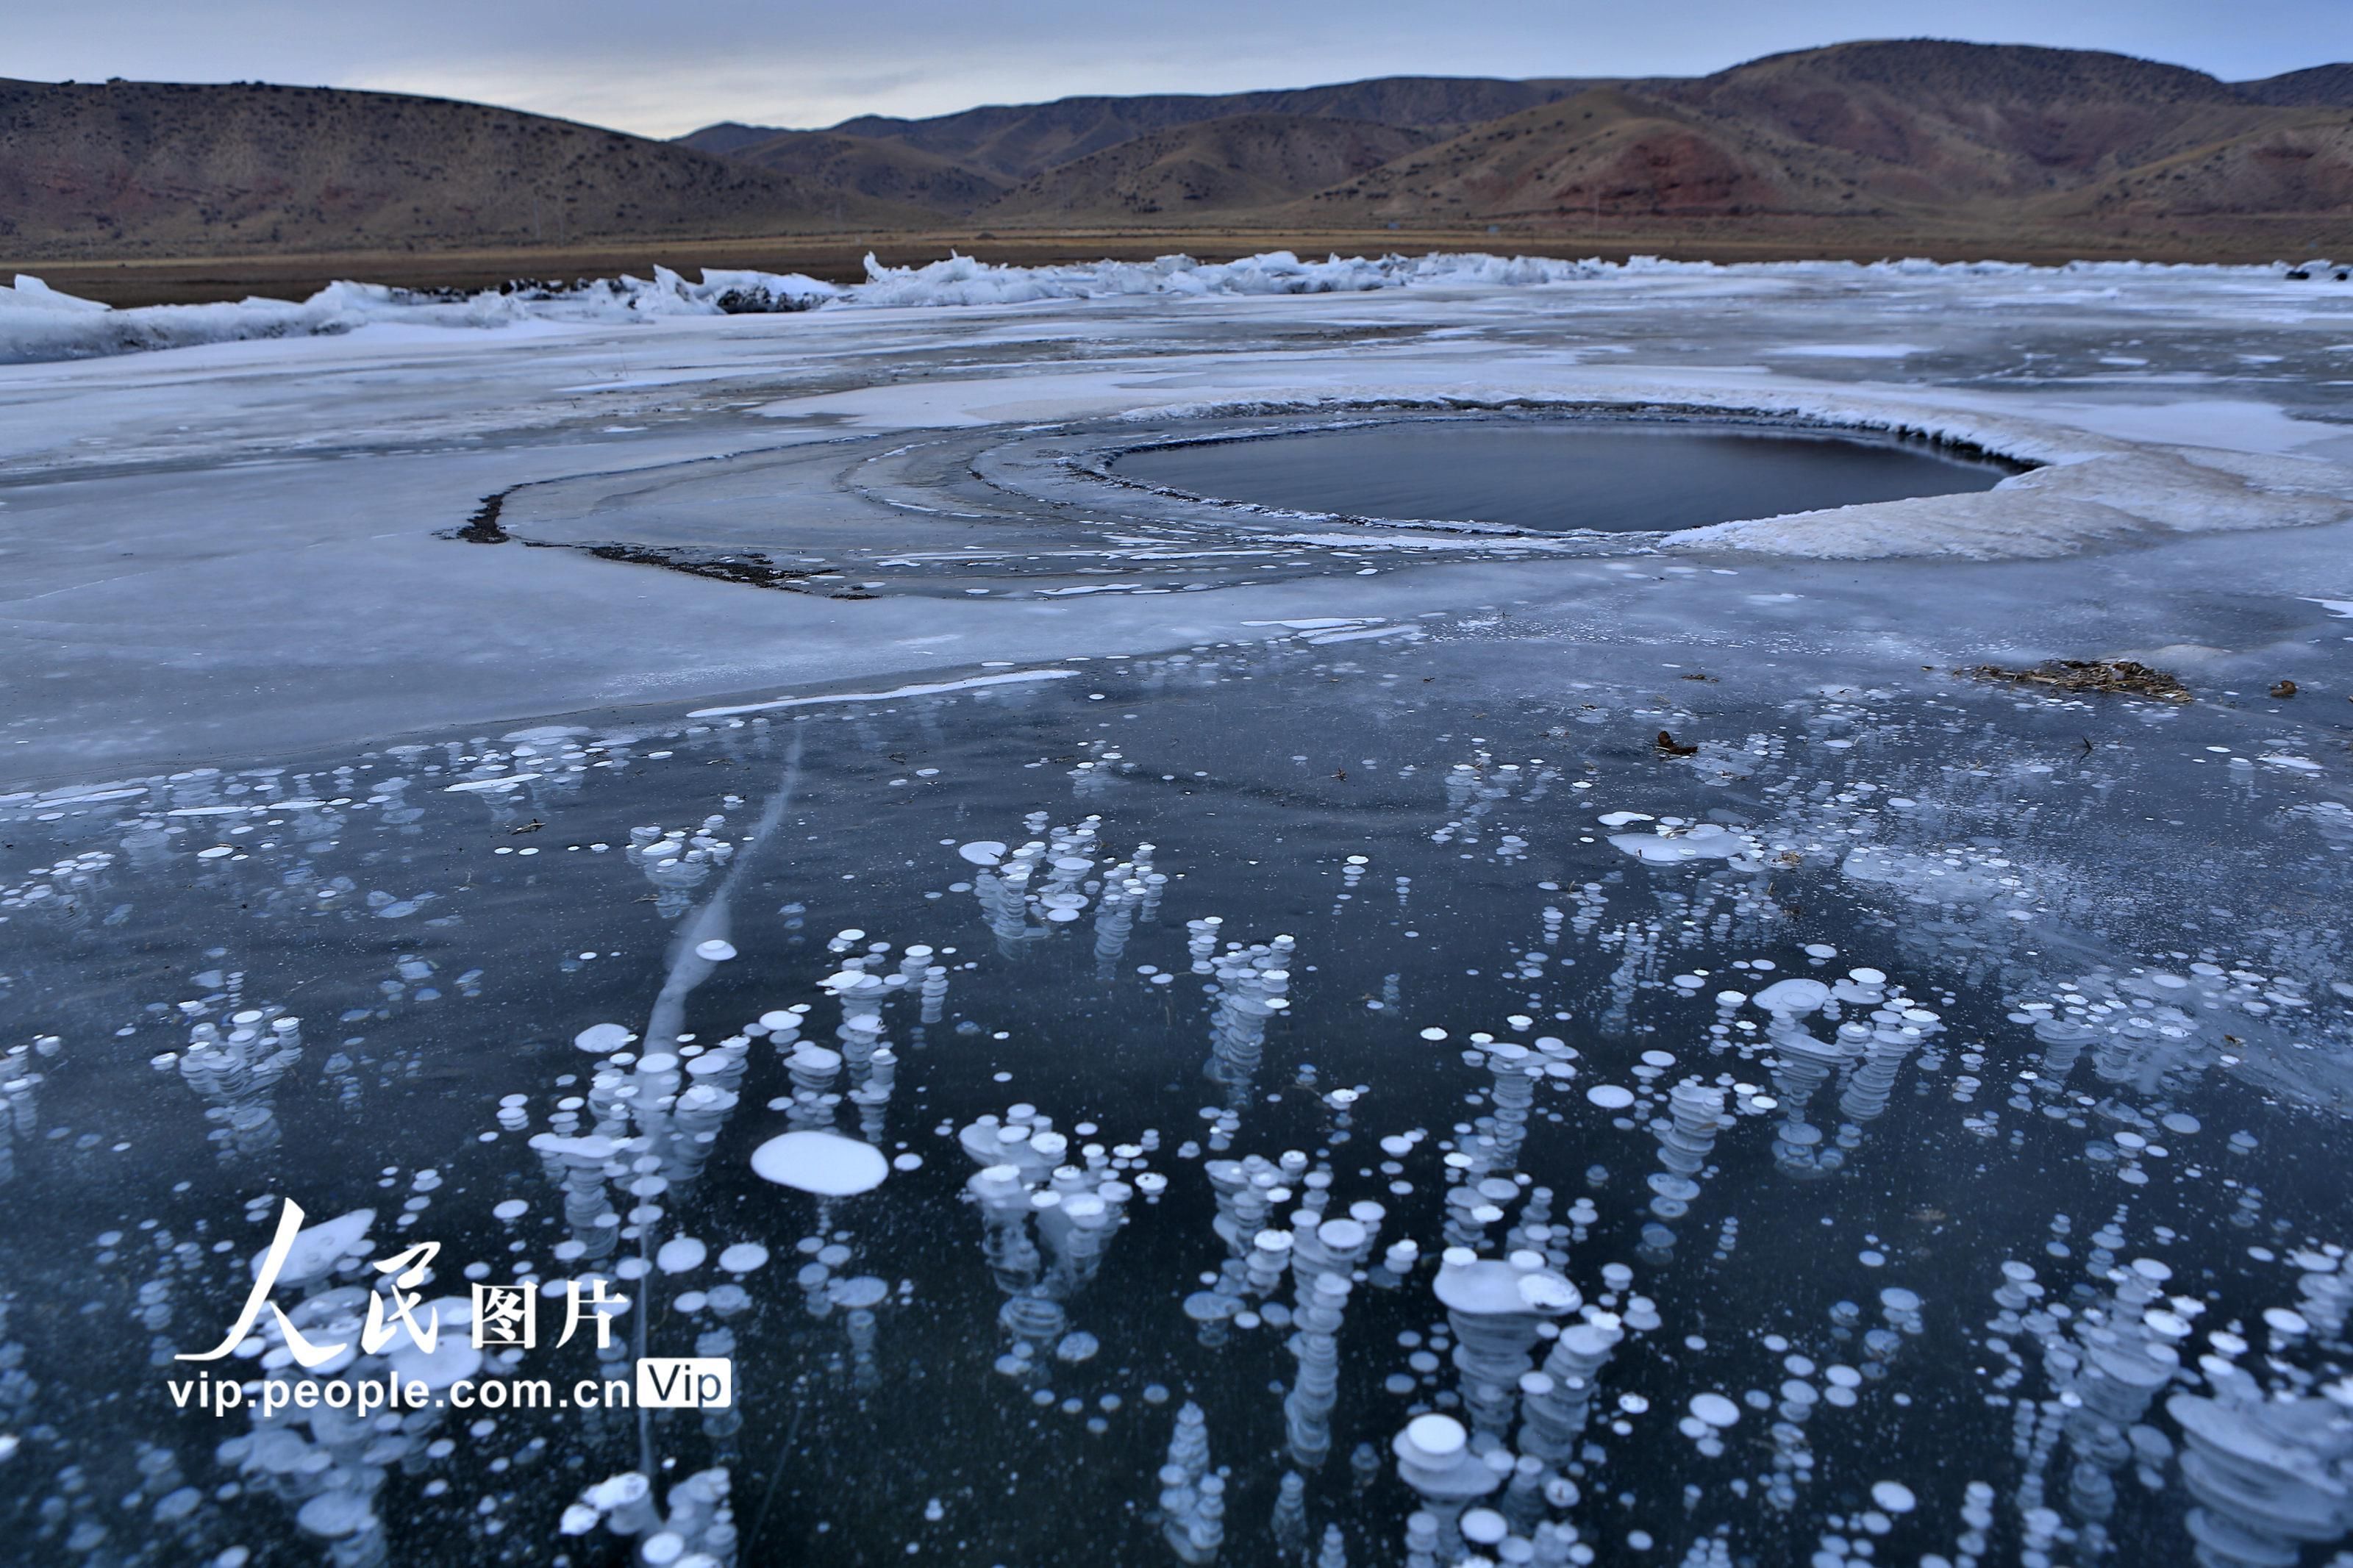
[[15, 1, 2349, 137]]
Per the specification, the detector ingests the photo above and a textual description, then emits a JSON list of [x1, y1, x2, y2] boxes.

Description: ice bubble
[[1518, 1272, 1579, 1311], [958, 842, 1009, 866], [656, 1237, 707, 1274], [751, 1131, 890, 1195], [296, 1492, 376, 1539], [1870, 1481, 1917, 1514], [718, 1242, 770, 1272], [832, 1276, 889, 1309], [1462, 1508, 1508, 1545], [1690, 1393, 1740, 1428], [574, 1023, 632, 1054], [1318, 1219, 1368, 1250], [492, 1200, 528, 1221], [1586, 1085, 1636, 1110], [1598, 812, 1654, 828], [1438, 1256, 1578, 1317], [255, 1208, 375, 1286], [1612, 826, 1749, 864], [1404, 1413, 1466, 1457], [693, 939, 738, 962], [388, 1334, 482, 1389], [1754, 978, 1831, 1014]]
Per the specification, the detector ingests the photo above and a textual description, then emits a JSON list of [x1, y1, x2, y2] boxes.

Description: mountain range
[[5, 40, 2349, 269]]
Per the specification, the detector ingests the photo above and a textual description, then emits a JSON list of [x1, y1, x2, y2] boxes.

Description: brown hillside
[[810, 76, 1599, 182], [2235, 65, 2353, 108], [1661, 40, 2285, 198], [979, 114, 1434, 221], [12, 49, 2353, 269], [698, 129, 1007, 216], [0, 78, 926, 260], [1288, 89, 1871, 225], [2040, 111, 2353, 221]]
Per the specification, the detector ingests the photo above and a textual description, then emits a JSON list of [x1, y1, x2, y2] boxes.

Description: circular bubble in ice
[[1754, 978, 1831, 1014], [1518, 1272, 1579, 1311], [1318, 1219, 1368, 1250], [657, 1237, 707, 1274], [257, 1209, 376, 1286], [958, 841, 1008, 866], [1587, 1085, 1635, 1110], [296, 1492, 375, 1539], [492, 1200, 528, 1221], [1404, 1414, 1467, 1457], [834, 1275, 889, 1309], [1438, 1256, 1577, 1316], [694, 939, 738, 962], [1871, 1481, 1917, 1514], [751, 1131, 890, 1195], [1462, 1510, 1507, 1546], [388, 1335, 482, 1389], [1690, 1393, 1740, 1428], [718, 1242, 770, 1272], [574, 1023, 632, 1053]]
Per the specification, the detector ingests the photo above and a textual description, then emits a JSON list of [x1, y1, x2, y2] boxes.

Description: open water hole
[[1109, 420, 2017, 532]]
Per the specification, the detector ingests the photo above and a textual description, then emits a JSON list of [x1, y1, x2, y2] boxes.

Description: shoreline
[[13, 221, 2346, 308]]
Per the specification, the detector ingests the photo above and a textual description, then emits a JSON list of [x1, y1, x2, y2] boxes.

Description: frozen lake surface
[[1110, 420, 2013, 534], [1, 255, 2351, 1567]]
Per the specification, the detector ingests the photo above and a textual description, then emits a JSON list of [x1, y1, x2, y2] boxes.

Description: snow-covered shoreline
[[3, 248, 2333, 365]]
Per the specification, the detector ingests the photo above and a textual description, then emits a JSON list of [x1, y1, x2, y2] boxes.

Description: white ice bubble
[[656, 1237, 707, 1274], [255, 1208, 376, 1286], [296, 1492, 376, 1539], [1690, 1393, 1740, 1428], [694, 939, 738, 962], [574, 1023, 632, 1054], [958, 841, 1009, 866], [718, 1242, 771, 1273], [1404, 1413, 1466, 1457], [1754, 978, 1832, 1014], [751, 1131, 890, 1195], [1870, 1481, 1917, 1514], [1587, 1085, 1636, 1110], [388, 1334, 482, 1390]]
